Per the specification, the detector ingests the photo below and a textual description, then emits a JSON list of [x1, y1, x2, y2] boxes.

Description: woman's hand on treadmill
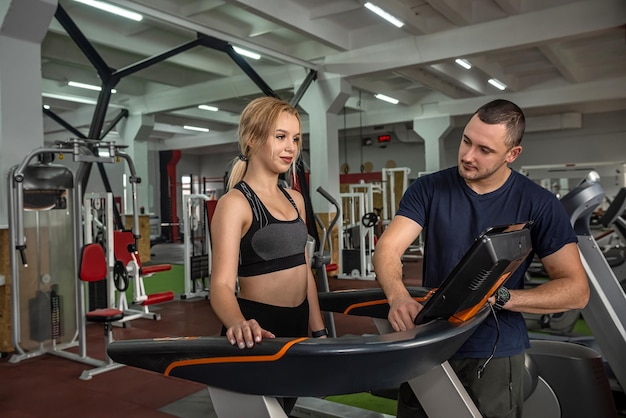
[[226, 319, 275, 349]]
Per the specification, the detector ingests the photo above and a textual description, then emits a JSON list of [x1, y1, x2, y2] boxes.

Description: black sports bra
[[234, 181, 308, 277]]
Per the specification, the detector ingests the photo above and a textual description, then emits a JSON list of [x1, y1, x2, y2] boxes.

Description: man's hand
[[388, 295, 423, 331]]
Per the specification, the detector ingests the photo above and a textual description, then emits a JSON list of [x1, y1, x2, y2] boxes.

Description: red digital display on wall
[[378, 134, 391, 143]]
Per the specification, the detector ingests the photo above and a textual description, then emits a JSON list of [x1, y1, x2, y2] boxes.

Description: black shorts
[[221, 297, 309, 337]]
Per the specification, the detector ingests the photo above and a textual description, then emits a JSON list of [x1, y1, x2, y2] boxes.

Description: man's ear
[[506, 146, 522, 163]]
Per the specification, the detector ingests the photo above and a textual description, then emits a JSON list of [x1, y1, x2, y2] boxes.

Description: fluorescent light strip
[[374, 93, 399, 105], [364, 2, 404, 28], [42, 92, 98, 105], [74, 0, 143, 21], [455, 58, 472, 70], [233, 46, 261, 60], [42, 92, 124, 108], [198, 105, 219, 112], [68, 81, 116, 93], [183, 125, 210, 133], [488, 78, 507, 90]]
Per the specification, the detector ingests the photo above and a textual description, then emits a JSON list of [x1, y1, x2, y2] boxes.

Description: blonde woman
[[210, 97, 327, 359]]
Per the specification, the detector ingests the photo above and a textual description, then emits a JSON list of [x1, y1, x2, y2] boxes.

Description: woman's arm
[[209, 191, 275, 348]]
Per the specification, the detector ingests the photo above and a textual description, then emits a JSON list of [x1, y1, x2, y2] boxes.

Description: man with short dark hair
[[373, 99, 590, 418]]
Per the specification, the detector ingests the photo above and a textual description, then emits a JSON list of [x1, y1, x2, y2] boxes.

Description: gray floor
[[159, 389, 218, 418], [159, 389, 394, 418]]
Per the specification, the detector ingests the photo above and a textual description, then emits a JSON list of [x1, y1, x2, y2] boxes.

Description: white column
[[298, 76, 351, 212], [413, 116, 453, 173], [118, 113, 155, 213], [0, 0, 57, 227]]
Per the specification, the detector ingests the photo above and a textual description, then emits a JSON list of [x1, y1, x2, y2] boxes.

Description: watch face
[[497, 287, 510, 302]]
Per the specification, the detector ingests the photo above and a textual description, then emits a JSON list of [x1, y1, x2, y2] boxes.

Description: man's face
[[457, 114, 521, 183]]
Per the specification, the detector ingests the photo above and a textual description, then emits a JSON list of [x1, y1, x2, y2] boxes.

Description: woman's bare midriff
[[237, 264, 309, 307]]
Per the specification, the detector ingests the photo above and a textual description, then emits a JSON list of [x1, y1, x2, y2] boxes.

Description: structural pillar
[[118, 113, 154, 213], [0, 0, 57, 352], [298, 75, 351, 212], [0, 0, 57, 226], [413, 116, 453, 173]]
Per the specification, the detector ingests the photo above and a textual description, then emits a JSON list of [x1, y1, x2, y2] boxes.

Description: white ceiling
[[41, 0, 626, 154]]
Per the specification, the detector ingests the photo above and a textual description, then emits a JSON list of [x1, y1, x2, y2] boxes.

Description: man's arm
[[373, 216, 424, 331], [493, 242, 590, 313]]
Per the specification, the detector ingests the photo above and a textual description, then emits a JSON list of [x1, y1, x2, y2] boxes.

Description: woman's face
[[256, 111, 301, 174]]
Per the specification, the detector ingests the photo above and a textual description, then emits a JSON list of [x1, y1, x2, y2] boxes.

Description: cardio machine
[[597, 187, 626, 291], [108, 221, 533, 417], [309, 186, 341, 338]]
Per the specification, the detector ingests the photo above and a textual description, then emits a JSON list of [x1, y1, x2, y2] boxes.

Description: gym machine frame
[[181, 193, 212, 300], [560, 172, 626, 394], [380, 167, 411, 224], [8, 138, 141, 377], [338, 184, 377, 280]]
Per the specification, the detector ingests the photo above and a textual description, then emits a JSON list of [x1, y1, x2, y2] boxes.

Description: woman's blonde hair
[[227, 96, 301, 190]]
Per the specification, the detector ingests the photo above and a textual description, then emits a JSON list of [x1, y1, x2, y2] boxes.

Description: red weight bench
[[113, 230, 174, 324], [78, 243, 125, 379]]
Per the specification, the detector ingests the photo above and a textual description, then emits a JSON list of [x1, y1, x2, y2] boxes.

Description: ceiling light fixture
[[198, 105, 219, 112], [74, 0, 143, 21], [233, 46, 261, 60], [455, 58, 472, 70], [488, 78, 507, 90], [183, 125, 210, 133], [42, 92, 98, 105], [68, 81, 116, 93], [364, 2, 404, 28], [374, 93, 399, 104], [42, 92, 125, 108]]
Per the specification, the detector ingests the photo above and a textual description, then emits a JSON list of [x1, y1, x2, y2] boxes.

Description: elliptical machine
[[523, 171, 626, 417]]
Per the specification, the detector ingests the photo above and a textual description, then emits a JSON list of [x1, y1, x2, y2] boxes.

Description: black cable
[[477, 303, 500, 379]]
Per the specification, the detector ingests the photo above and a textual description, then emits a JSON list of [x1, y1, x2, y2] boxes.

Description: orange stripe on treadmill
[[164, 337, 308, 376], [343, 289, 435, 315], [449, 272, 512, 323]]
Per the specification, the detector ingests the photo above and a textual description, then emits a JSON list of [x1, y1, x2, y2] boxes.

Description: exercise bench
[[113, 230, 174, 325], [79, 243, 125, 379]]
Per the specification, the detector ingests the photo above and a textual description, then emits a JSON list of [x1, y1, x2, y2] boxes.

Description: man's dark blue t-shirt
[[396, 167, 577, 358]]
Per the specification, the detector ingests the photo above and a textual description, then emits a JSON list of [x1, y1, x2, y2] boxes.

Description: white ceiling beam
[[424, 75, 626, 117], [107, 0, 319, 70], [223, 0, 351, 49], [168, 108, 241, 126], [423, 0, 473, 25], [46, 21, 235, 77], [427, 63, 489, 95], [465, 56, 520, 91], [180, 0, 225, 16], [125, 66, 305, 114], [307, 2, 361, 20], [393, 68, 476, 99], [323, 0, 626, 76], [160, 128, 238, 150], [492, 0, 522, 14], [539, 44, 584, 83]]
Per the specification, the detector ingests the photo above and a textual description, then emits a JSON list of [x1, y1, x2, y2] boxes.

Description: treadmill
[[108, 223, 532, 417]]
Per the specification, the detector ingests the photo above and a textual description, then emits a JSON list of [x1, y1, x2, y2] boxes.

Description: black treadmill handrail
[[107, 307, 489, 397], [599, 187, 626, 228], [314, 186, 341, 254]]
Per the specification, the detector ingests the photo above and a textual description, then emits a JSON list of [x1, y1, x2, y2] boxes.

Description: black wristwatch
[[311, 328, 328, 338], [493, 287, 510, 311]]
